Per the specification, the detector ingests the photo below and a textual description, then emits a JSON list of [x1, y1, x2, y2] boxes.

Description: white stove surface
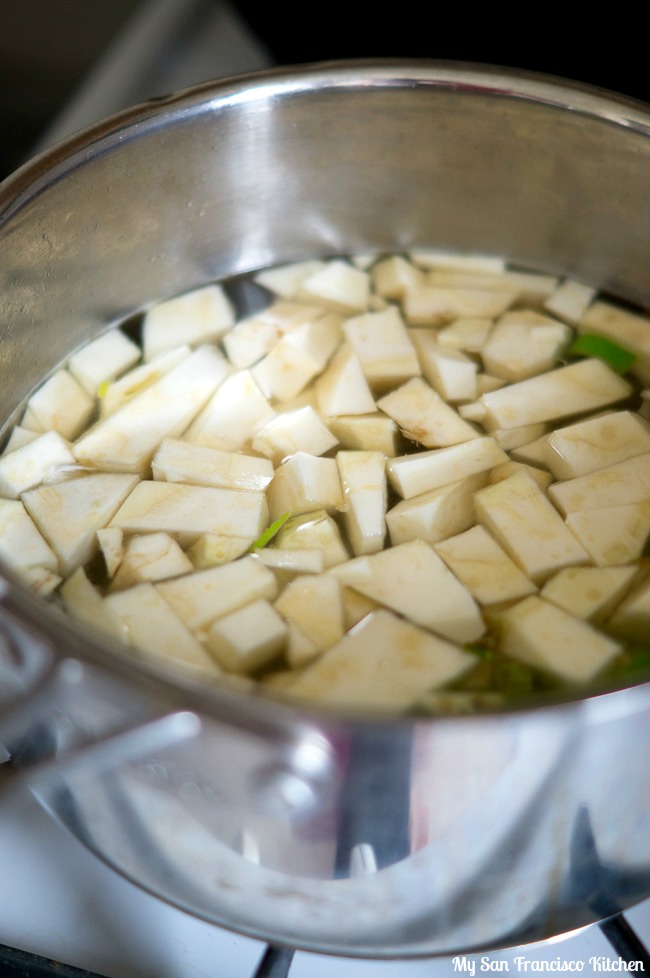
[[0, 784, 647, 978]]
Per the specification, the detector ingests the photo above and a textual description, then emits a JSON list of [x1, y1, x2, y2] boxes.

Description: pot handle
[[0, 594, 202, 793]]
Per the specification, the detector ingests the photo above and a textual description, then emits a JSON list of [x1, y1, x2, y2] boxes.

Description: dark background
[[0, 0, 646, 181]]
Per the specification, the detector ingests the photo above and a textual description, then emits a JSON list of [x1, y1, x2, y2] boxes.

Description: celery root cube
[[142, 284, 235, 360], [156, 556, 279, 631], [343, 306, 421, 390], [105, 583, 221, 675], [266, 453, 343, 522], [0, 498, 59, 575], [331, 539, 485, 644], [377, 377, 480, 449], [275, 573, 344, 651], [435, 525, 537, 606], [68, 329, 140, 395], [109, 481, 267, 542], [286, 609, 476, 710], [74, 345, 230, 472], [480, 359, 633, 430], [474, 469, 588, 582], [336, 450, 387, 556], [497, 596, 621, 683], [207, 599, 287, 674], [22, 473, 139, 576]]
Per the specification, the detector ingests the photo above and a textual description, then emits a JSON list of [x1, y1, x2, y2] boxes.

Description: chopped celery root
[[2, 251, 650, 714]]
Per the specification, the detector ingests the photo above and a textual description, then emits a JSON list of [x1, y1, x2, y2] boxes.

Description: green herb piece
[[567, 333, 636, 374], [248, 511, 291, 552], [492, 658, 535, 695], [463, 643, 494, 660]]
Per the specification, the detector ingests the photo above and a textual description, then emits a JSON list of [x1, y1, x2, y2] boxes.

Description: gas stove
[[0, 784, 648, 978]]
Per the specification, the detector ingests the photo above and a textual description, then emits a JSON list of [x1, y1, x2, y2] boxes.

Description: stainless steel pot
[[0, 61, 649, 958]]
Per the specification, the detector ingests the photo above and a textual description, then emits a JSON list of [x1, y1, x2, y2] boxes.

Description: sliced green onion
[[248, 511, 291, 552], [567, 333, 636, 373], [463, 643, 493, 660]]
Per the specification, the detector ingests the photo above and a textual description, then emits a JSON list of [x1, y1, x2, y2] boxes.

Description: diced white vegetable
[[74, 346, 230, 473], [111, 532, 193, 589], [254, 260, 327, 297], [21, 565, 62, 596], [540, 565, 637, 623], [327, 414, 400, 455], [474, 469, 588, 582], [565, 502, 650, 566], [60, 568, 125, 640], [410, 251, 506, 275], [497, 596, 621, 683], [109, 481, 267, 542], [336, 451, 387, 556], [341, 586, 380, 630], [314, 343, 376, 417], [545, 412, 650, 480], [491, 423, 549, 452], [156, 556, 278, 631], [386, 436, 507, 499], [607, 577, 650, 642], [286, 609, 476, 710], [458, 401, 488, 422], [297, 260, 370, 313], [578, 300, 650, 383], [377, 378, 480, 448], [480, 359, 633, 430], [252, 407, 338, 463], [343, 306, 421, 390], [222, 316, 281, 369], [222, 301, 324, 369], [105, 583, 221, 675], [543, 279, 596, 324], [251, 315, 342, 402], [409, 330, 478, 402], [371, 255, 427, 299], [425, 269, 558, 305], [436, 317, 494, 354], [22, 473, 138, 576], [99, 346, 191, 416], [142, 284, 235, 361], [266, 453, 343, 522], [549, 453, 650, 514], [254, 547, 325, 575], [97, 527, 123, 578], [386, 473, 487, 547], [27, 369, 95, 440], [476, 373, 506, 395], [1, 427, 40, 454], [207, 598, 287, 674], [20, 407, 45, 432], [285, 621, 320, 668], [331, 539, 485, 643], [184, 369, 275, 451], [0, 498, 58, 575], [152, 438, 274, 492], [488, 461, 553, 491], [68, 329, 140, 395], [435, 525, 537, 606], [403, 286, 515, 326], [480, 310, 571, 381], [275, 510, 349, 568], [275, 574, 344, 651], [509, 433, 551, 468], [186, 534, 252, 569], [0, 430, 75, 499]]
